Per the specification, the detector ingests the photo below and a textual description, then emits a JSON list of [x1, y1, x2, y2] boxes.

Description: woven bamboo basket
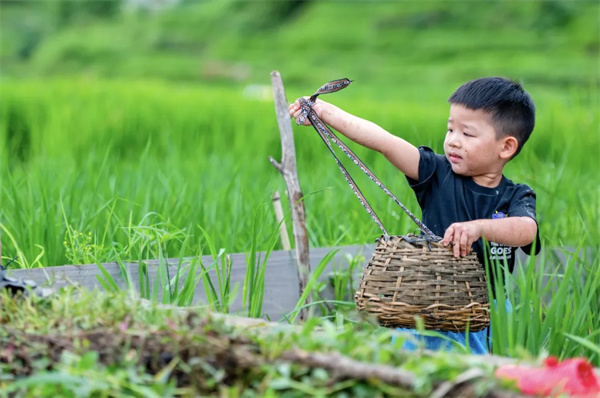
[[355, 234, 490, 332]]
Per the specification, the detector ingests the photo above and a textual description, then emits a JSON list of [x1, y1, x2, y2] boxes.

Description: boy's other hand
[[442, 221, 483, 258], [288, 97, 324, 126]]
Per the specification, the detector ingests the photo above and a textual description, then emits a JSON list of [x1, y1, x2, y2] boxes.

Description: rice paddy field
[[1, 77, 597, 266], [1, 1, 600, 395]]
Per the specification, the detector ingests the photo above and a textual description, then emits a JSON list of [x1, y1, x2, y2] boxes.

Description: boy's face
[[444, 104, 507, 179]]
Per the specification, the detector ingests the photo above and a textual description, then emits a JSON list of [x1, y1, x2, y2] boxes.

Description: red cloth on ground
[[495, 356, 600, 397]]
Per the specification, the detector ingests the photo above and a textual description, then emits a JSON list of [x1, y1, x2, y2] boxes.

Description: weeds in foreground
[[0, 288, 517, 398]]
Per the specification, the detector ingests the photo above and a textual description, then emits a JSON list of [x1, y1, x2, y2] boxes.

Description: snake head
[[309, 78, 353, 103]]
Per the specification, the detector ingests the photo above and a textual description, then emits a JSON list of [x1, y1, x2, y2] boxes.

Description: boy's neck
[[471, 173, 504, 188]]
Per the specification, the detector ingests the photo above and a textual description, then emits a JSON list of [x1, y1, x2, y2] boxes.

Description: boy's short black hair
[[448, 77, 535, 158]]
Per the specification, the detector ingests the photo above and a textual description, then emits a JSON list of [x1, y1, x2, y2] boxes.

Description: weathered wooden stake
[[268, 70, 311, 321], [272, 191, 291, 251]]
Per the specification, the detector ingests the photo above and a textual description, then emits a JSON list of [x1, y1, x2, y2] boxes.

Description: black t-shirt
[[406, 146, 541, 275]]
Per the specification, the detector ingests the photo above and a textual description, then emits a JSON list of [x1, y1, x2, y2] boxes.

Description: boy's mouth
[[448, 152, 462, 163]]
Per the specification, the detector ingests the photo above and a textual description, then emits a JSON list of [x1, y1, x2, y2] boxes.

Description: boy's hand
[[442, 221, 484, 258], [288, 97, 324, 126]]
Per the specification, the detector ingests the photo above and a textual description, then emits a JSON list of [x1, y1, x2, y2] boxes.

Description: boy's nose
[[447, 136, 461, 148]]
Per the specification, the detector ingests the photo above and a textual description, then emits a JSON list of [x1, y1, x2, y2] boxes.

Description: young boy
[[289, 76, 541, 354]]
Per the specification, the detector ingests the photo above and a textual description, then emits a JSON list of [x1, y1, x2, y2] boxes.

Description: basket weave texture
[[355, 235, 490, 332]]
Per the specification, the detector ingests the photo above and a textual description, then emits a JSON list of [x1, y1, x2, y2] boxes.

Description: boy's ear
[[500, 136, 519, 159]]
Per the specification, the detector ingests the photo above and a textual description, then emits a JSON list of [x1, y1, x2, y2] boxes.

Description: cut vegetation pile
[[1, 289, 529, 397]]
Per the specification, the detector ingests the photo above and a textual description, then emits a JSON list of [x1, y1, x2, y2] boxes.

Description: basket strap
[[300, 98, 389, 237], [297, 80, 440, 241]]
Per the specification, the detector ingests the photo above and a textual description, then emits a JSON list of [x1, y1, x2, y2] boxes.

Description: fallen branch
[[280, 347, 416, 388]]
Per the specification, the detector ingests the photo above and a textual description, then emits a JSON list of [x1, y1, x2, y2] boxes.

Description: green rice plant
[[330, 252, 365, 303], [0, 223, 45, 269], [90, 204, 285, 317], [170, 255, 204, 307], [197, 225, 236, 313], [197, 249, 235, 313], [286, 248, 340, 324], [0, 78, 597, 268], [565, 332, 600, 364], [242, 205, 281, 318], [0, 79, 284, 267], [486, 231, 600, 365], [94, 257, 126, 294], [61, 208, 109, 267], [92, 215, 210, 307], [303, 251, 366, 319]]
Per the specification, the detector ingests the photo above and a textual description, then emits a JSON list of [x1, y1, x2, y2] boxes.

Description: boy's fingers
[[451, 230, 465, 257], [461, 234, 471, 256], [442, 226, 454, 246], [444, 222, 479, 257], [288, 99, 313, 126]]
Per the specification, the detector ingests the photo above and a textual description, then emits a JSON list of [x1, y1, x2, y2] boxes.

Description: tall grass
[[486, 233, 600, 362], [1, 78, 597, 268], [198, 226, 235, 313]]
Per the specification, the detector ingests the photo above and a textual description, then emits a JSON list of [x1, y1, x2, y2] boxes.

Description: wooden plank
[[7, 244, 373, 321], [5, 244, 588, 321]]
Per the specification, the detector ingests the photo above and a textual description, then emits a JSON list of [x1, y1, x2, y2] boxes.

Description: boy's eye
[[447, 129, 453, 133], [463, 132, 472, 137]]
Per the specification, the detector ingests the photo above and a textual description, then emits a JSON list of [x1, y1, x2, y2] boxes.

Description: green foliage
[[329, 253, 365, 304], [0, 78, 597, 267], [5, 351, 177, 398], [1, 1, 598, 91], [198, 226, 236, 313], [287, 247, 340, 323], [242, 204, 281, 318], [0, 289, 514, 397], [485, 238, 600, 363]]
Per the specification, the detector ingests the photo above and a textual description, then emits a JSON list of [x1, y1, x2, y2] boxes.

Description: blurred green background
[[2, 1, 598, 95], [1, 0, 598, 267]]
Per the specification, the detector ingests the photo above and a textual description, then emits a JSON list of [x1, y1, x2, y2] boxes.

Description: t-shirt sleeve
[[405, 146, 441, 204], [509, 185, 541, 255]]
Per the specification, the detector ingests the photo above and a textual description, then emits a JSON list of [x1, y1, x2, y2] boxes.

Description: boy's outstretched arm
[[289, 98, 420, 180], [442, 217, 538, 258]]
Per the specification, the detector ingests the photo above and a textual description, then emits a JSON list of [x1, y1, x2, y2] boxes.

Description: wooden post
[[269, 71, 311, 321]]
